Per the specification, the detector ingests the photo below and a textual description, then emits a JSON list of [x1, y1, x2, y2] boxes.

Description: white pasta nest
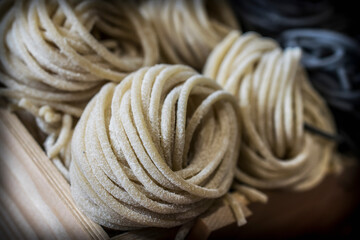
[[0, 0, 158, 117], [204, 31, 337, 191], [70, 64, 241, 229]]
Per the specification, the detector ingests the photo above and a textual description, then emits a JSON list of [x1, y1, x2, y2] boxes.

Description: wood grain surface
[[0, 109, 108, 240]]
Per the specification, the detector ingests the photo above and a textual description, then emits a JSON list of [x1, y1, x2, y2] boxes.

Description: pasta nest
[[70, 64, 241, 229], [0, 0, 158, 117], [204, 31, 337, 191]]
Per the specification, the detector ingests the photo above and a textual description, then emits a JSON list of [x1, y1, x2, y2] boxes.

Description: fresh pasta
[[0, 0, 346, 236], [140, 0, 239, 70], [69, 64, 241, 229], [0, 0, 159, 177], [204, 31, 337, 191], [0, 0, 158, 118]]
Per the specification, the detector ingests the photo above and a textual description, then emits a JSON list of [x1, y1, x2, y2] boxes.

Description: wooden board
[[0, 109, 108, 240], [209, 168, 360, 239]]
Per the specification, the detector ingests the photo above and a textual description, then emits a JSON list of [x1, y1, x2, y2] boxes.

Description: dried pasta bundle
[[140, 0, 238, 70], [204, 31, 337, 191], [0, 0, 158, 118], [69, 64, 241, 229]]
